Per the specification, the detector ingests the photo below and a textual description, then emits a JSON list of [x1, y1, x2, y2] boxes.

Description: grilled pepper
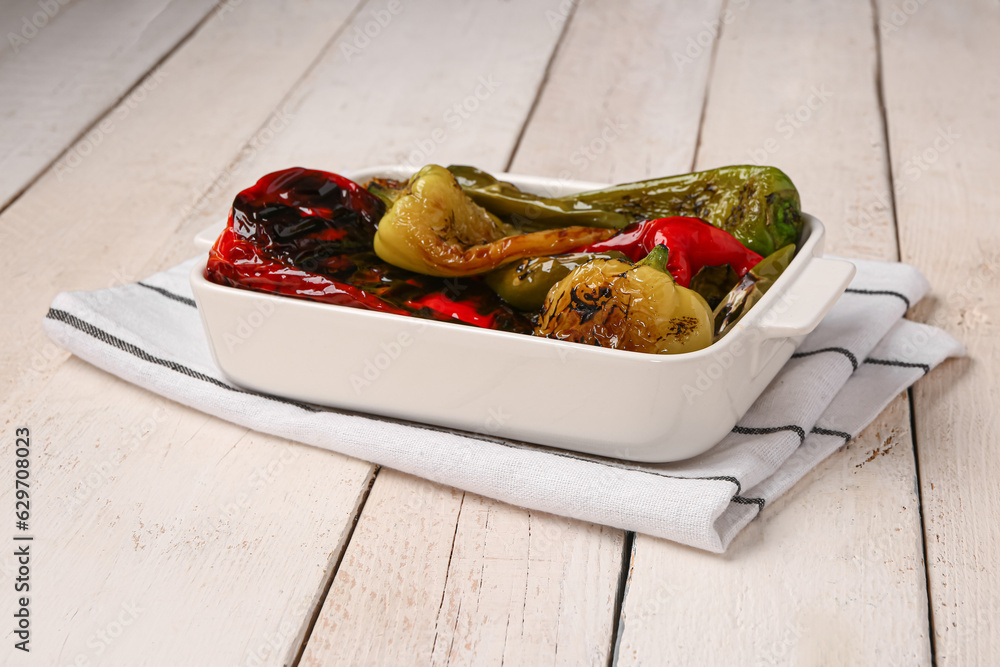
[[373, 165, 615, 277], [448, 165, 630, 231], [485, 217, 764, 312], [713, 243, 796, 336], [206, 167, 531, 332], [450, 164, 802, 257], [581, 216, 764, 286], [535, 245, 713, 354], [483, 251, 626, 312]]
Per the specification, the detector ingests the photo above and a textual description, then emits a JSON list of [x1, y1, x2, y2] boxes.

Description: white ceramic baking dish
[[190, 167, 855, 462]]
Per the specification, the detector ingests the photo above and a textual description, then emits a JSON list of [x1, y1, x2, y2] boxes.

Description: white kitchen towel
[[44, 255, 964, 552]]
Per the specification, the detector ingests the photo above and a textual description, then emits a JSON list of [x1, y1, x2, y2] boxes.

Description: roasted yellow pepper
[[373, 165, 614, 277], [535, 245, 713, 354]]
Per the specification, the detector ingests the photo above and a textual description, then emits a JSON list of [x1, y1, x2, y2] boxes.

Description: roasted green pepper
[[450, 164, 802, 257], [483, 251, 626, 312], [486, 216, 767, 313], [714, 244, 796, 336], [448, 165, 630, 231], [535, 245, 713, 354], [373, 165, 615, 277]]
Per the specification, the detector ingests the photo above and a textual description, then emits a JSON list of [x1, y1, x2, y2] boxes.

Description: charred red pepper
[[580, 216, 764, 287], [206, 168, 531, 332]]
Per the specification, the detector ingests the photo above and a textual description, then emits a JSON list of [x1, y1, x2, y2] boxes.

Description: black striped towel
[[44, 256, 964, 552]]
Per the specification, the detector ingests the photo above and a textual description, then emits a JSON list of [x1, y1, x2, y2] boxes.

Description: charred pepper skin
[[713, 243, 796, 336], [564, 165, 802, 257], [450, 164, 803, 258], [534, 245, 714, 355], [448, 165, 630, 231], [373, 165, 614, 277], [206, 167, 532, 333], [580, 216, 764, 287], [486, 217, 763, 313], [483, 251, 627, 312]]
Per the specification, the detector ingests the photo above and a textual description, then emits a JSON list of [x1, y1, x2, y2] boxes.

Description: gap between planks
[[0, 0, 220, 218], [686, 0, 728, 172], [178, 0, 372, 230], [503, 0, 581, 172], [291, 467, 381, 667], [606, 0, 728, 661], [869, 0, 937, 659], [276, 2, 588, 663]]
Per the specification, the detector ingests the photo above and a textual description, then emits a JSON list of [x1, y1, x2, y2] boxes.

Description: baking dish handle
[[194, 224, 225, 252], [753, 257, 856, 339]]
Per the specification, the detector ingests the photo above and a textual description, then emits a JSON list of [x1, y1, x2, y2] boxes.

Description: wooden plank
[[615, 0, 934, 663], [158, 0, 586, 262], [0, 0, 75, 59], [300, 1, 724, 664], [510, 0, 723, 184], [5, 366, 375, 666], [302, 471, 623, 667], [876, 0, 1000, 662], [428, 496, 623, 667], [0, 1, 381, 665], [0, 0, 218, 209]]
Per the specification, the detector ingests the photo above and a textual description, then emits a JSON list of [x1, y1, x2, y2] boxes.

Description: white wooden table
[[2, 1, 997, 664]]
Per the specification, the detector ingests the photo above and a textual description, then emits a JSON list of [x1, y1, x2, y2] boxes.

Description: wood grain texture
[[0, 0, 218, 209], [299, 2, 728, 664], [877, 0, 1000, 662], [302, 471, 623, 667], [165, 0, 584, 260], [615, 0, 933, 663], [510, 0, 724, 184], [300, 470, 466, 666], [290, 1, 636, 663], [0, 1, 378, 665], [0, 0, 76, 59], [2, 364, 375, 666], [428, 496, 622, 667]]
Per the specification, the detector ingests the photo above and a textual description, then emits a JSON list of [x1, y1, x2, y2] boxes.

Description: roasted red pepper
[[580, 216, 764, 287], [206, 168, 531, 332]]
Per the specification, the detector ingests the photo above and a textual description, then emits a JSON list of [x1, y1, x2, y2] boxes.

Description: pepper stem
[[636, 244, 670, 274]]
